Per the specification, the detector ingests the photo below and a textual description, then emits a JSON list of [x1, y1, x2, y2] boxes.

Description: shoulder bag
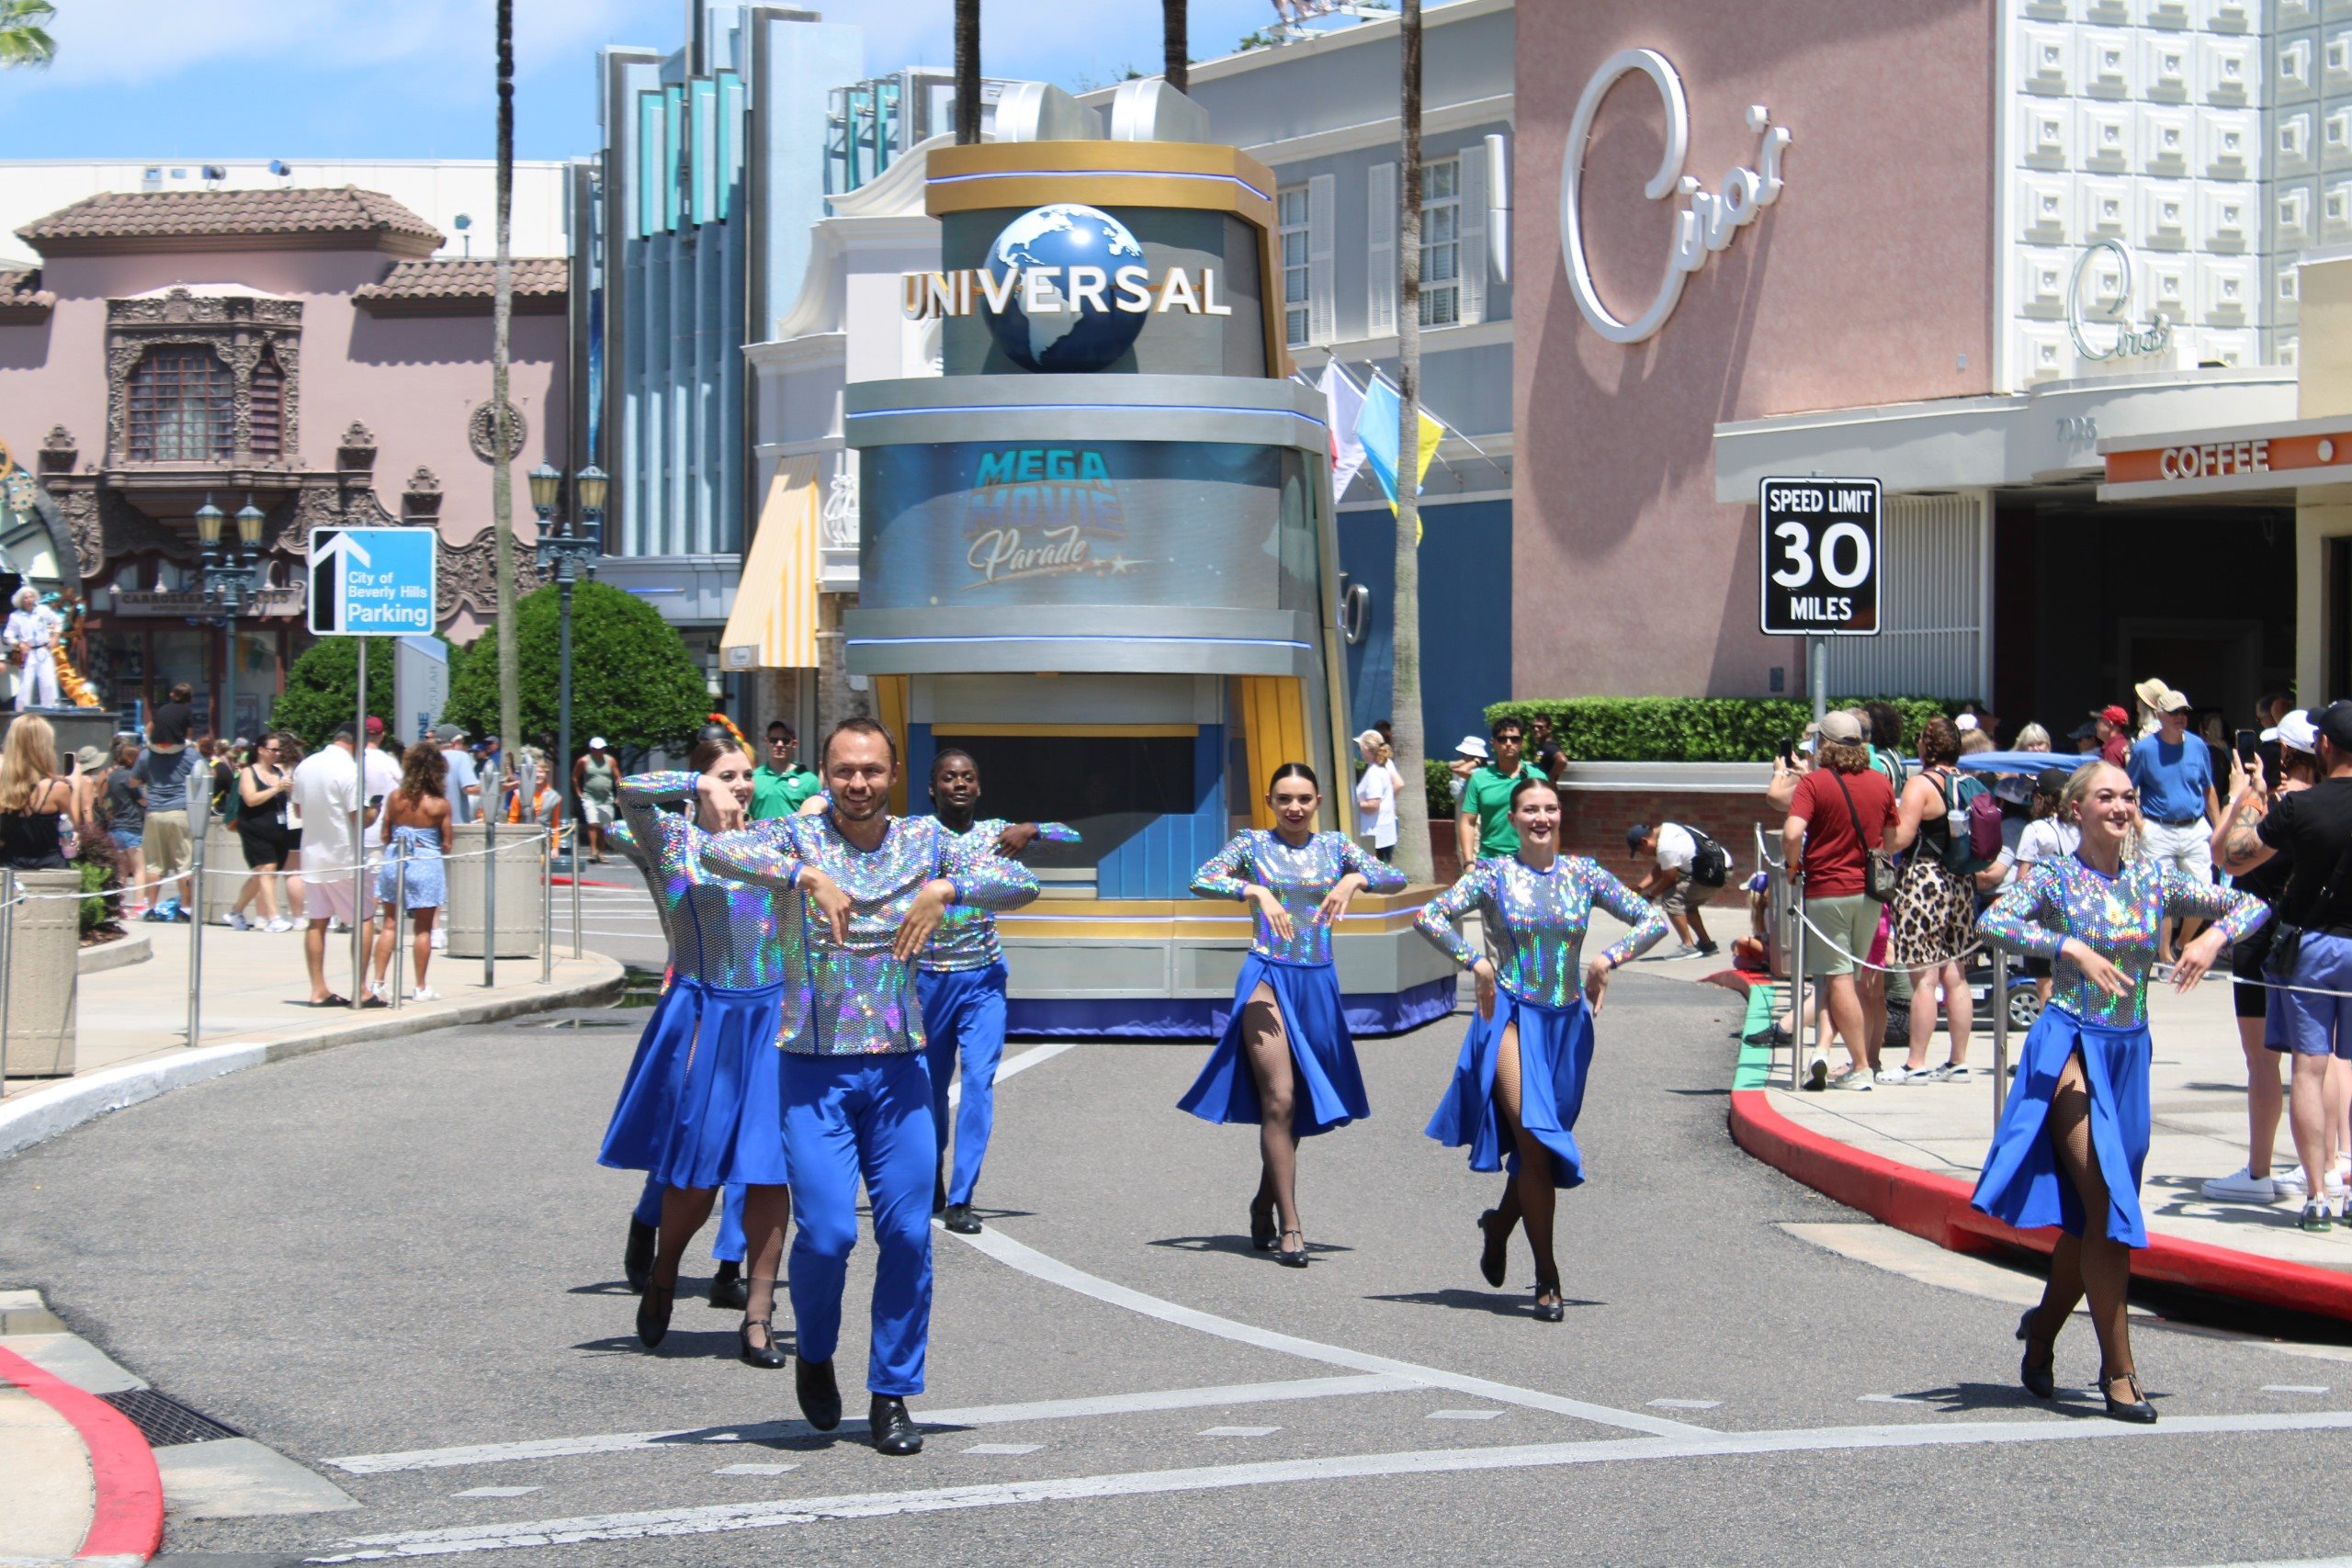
[[1824, 769, 1899, 904]]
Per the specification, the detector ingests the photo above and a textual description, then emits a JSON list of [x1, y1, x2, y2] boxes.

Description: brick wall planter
[[1554, 762, 1778, 880]]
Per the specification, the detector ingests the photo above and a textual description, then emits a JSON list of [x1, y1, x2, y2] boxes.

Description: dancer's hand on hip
[[1583, 956, 1611, 1014], [2173, 928, 2226, 991], [1472, 957, 1497, 1021]]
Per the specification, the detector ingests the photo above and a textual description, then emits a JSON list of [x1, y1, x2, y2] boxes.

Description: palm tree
[[1163, 0, 1187, 94], [1388, 0, 1432, 883], [0, 0, 56, 68], [954, 0, 980, 143], [489, 0, 522, 773]]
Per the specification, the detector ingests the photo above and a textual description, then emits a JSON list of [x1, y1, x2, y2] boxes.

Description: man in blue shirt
[[2126, 687, 2219, 962]]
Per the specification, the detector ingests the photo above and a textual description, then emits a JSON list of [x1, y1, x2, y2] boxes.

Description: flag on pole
[[1318, 360, 1368, 501], [1355, 373, 1444, 536]]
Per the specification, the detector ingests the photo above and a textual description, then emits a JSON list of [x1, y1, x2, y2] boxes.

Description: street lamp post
[[194, 495, 265, 744], [532, 464, 605, 878]]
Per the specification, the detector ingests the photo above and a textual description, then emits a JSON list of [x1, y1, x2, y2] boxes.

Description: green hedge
[[1482, 697, 1954, 765], [1424, 759, 1455, 820]]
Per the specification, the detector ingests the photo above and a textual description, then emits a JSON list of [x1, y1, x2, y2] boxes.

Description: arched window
[[248, 352, 284, 458], [126, 346, 230, 461]]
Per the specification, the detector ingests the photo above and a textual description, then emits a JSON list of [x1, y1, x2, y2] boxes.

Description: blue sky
[[0, 0, 1304, 164]]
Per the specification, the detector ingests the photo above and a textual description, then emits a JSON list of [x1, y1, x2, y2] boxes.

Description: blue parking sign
[[308, 527, 438, 637]]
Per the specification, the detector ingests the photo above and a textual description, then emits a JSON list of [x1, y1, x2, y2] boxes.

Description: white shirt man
[[436, 725, 479, 825], [291, 728, 367, 1003]]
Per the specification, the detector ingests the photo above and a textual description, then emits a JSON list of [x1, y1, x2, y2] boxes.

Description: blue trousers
[[919, 963, 1008, 1208], [781, 1052, 935, 1397], [633, 1175, 747, 1264]]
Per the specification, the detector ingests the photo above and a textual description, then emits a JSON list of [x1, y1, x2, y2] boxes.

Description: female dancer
[[1182, 763, 1405, 1267], [597, 738, 820, 1369], [366, 741, 452, 1003], [1973, 761, 2264, 1421], [1416, 775, 1668, 1320]]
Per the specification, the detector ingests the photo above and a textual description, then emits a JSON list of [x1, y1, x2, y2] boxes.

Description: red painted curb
[[548, 874, 629, 889], [0, 1344, 164, 1562], [1729, 1085, 2352, 1323]]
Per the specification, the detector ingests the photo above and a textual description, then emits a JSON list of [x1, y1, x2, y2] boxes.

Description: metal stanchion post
[[540, 828, 554, 985], [1788, 878, 1807, 1091], [391, 841, 408, 1010], [352, 640, 368, 1010], [483, 766, 499, 990], [1990, 946, 2010, 1122], [187, 792, 207, 1046], [0, 871, 14, 1093], [571, 829, 582, 961]]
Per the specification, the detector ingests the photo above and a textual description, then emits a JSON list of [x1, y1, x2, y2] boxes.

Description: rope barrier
[[2, 831, 555, 901], [1788, 904, 1990, 973]]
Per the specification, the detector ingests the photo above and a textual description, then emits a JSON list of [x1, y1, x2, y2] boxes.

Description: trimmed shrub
[[1424, 758, 1455, 820], [1483, 696, 1955, 764]]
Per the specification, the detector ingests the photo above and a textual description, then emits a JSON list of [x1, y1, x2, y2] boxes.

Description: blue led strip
[[847, 635, 1313, 651], [928, 168, 1272, 202], [846, 403, 1326, 432]]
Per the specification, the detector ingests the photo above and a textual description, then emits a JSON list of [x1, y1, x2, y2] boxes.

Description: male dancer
[[705, 718, 1038, 1456], [921, 750, 1077, 1235]]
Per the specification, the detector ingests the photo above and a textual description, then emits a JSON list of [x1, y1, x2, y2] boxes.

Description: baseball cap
[[2067, 719, 2099, 741], [2154, 689, 2192, 714], [434, 722, 464, 744], [2032, 769, 2068, 801], [1625, 822, 1653, 852], [1817, 710, 1863, 744], [1455, 736, 1489, 761], [2274, 709, 2320, 754], [1954, 712, 1980, 732], [2096, 705, 2130, 727], [2317, 700, 2352, 753], [589, 736, 608, 750], [364, 716, 385, 736]]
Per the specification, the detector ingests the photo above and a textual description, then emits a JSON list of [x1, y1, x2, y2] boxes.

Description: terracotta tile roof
[[353, 256, 568, 315], [0, 265, 53, 321], [17, 186, 443, 256]]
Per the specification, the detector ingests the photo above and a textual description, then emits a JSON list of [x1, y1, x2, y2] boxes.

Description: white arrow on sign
[[314, 530, 373, 573]]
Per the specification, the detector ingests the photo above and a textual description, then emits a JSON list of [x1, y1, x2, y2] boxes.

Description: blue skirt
[[597, 975, 790, 1190], [1424, 989, 1595, 1189], [1177, 953, 1370, 1137], [1971, 1007, 2151, 1247]]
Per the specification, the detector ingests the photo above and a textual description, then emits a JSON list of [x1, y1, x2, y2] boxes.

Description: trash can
[[445, 823, 544, 960], [2, 868, 82, 1077]]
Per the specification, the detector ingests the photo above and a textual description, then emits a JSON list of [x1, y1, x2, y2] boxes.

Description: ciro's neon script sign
[[1559, 48, 1791, 344]]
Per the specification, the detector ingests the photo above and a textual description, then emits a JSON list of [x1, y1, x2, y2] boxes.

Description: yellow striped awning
[[720, 454, 822, 670]]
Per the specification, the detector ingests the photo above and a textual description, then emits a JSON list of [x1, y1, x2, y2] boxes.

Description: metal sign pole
[[571, 834, 582, 960], [0, 871, 14, 1091], [1991, 947, 2010, 1122], [352, 638, 368, 1010], [391, 843, 408, 1010], [483, 774, 497, 991], [540, 828, 554, 985], [1808, 634, 1826, 723], [187, 786, 207, 1044]]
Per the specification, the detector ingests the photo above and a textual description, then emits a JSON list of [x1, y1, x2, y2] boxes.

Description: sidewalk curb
[[0, 956, 625, 1161], [0, 1342, 162, 1562], [1727, 1082, 2352, 1323]]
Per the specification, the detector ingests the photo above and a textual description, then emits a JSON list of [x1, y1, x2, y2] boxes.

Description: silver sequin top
[[703, 810, 1040, 1056], [1416, 854, 1669, 1007], [1191, 829, 1409, 965], [919, 818, 1080, 973], [1976, 852, 2267, 1028], [616, 773, 807, 1007]]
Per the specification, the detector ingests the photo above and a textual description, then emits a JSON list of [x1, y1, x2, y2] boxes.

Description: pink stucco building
[[0, 186, 566, 736]]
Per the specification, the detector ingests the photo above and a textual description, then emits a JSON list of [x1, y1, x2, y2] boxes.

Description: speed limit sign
[[1758, 478, 1881, 637]]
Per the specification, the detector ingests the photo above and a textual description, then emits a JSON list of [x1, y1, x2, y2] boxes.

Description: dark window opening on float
[[2328, 537, 2352, 700]]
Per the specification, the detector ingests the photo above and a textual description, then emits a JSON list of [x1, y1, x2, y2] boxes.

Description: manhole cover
[[102, 1388, 242, 1447]]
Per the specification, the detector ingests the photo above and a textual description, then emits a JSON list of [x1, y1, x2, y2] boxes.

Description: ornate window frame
[[105, 288, 302, 467]]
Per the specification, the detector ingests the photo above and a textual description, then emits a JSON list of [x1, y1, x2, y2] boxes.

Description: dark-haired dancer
[[598, 739, 820, 1370], [1183, 763, 1406, 1267], [1975, 761, 2264, 1422], [1417, 775, 1667, 1320], [920, 749, 1078, 1235], [705, 718, 1038, 1457]]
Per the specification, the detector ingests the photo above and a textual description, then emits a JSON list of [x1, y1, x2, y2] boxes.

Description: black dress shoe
[[2102, 1371, 2157, 1424], [1476, 1209, 1509, 1289], [1532, 1280, 1565, 1324], [1275, 1228, 1309, 1269], [708, 1260, 750, 1311], [636, 1283, 673, 1348], [624, 1217, 656, 1293], [797, 1356, 842, 1431], [942, 1202, 982, 1235], [869, 1394, 923, 1456], [1250, 1199, 1277, 1252], [738, 1316, 787, 1371], [2016, 1307, 2056, 1400]]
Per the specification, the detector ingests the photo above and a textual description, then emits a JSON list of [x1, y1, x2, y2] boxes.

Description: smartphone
[[2234, 728, 2259, 766], [1776, 737, 1797, 765]]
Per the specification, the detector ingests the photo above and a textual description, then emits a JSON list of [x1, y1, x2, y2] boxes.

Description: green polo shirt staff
[[751, 720, 823, 820]]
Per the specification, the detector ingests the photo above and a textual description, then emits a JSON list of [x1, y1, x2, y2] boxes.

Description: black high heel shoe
[[1532, 1280, 1565, 1324], [2102, 1371, 2156, 1425], [1476, 1210, 1509, 1289], [636, 1282, 673, 1348], [1275, 1228, 1309, 1269], [2016, 1307, 2056, 1401], [738, 1315, 787, 1371], [624, 1217, 655, 1293], [1250, 1198, 1277, 1252]]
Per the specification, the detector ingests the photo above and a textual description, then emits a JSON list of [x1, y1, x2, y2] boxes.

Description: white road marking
[[448, 1487, 538, 1499], [323, 1374, 1423, 1473], [2263, 1385, 2333, 1395], [944, 1042, 1073, 1111], [1425, 1410, 1502, 1421], [951, 1224, 1713, 1439], [1858, 1394, 1929, 1406], [1199, 1426, 1277, 1437], [1647, 1399, 1722, 1410], [309, 1412, 2352, 1559], [958, 1444, 1041, 1456], [713, 1464, 797, 1477]]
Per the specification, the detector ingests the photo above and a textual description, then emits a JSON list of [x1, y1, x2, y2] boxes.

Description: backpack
[[1677, 823, 1731, 887], [1939, 772, 2001, 874]]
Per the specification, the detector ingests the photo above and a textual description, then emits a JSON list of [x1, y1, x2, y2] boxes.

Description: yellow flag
[[1408, 407, 1442, 540]]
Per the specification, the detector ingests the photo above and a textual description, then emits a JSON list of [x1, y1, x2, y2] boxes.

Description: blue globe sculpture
[[982, 204, 1149, 373]]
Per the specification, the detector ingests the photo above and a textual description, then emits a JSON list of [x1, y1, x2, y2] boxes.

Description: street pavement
[[6, 972, 2352, 1563], [554, 870, 665, 976]]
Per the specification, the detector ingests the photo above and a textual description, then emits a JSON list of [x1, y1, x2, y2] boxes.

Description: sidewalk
[[1, 920, 624, 1156], [0, 1292, 161, 1566]]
